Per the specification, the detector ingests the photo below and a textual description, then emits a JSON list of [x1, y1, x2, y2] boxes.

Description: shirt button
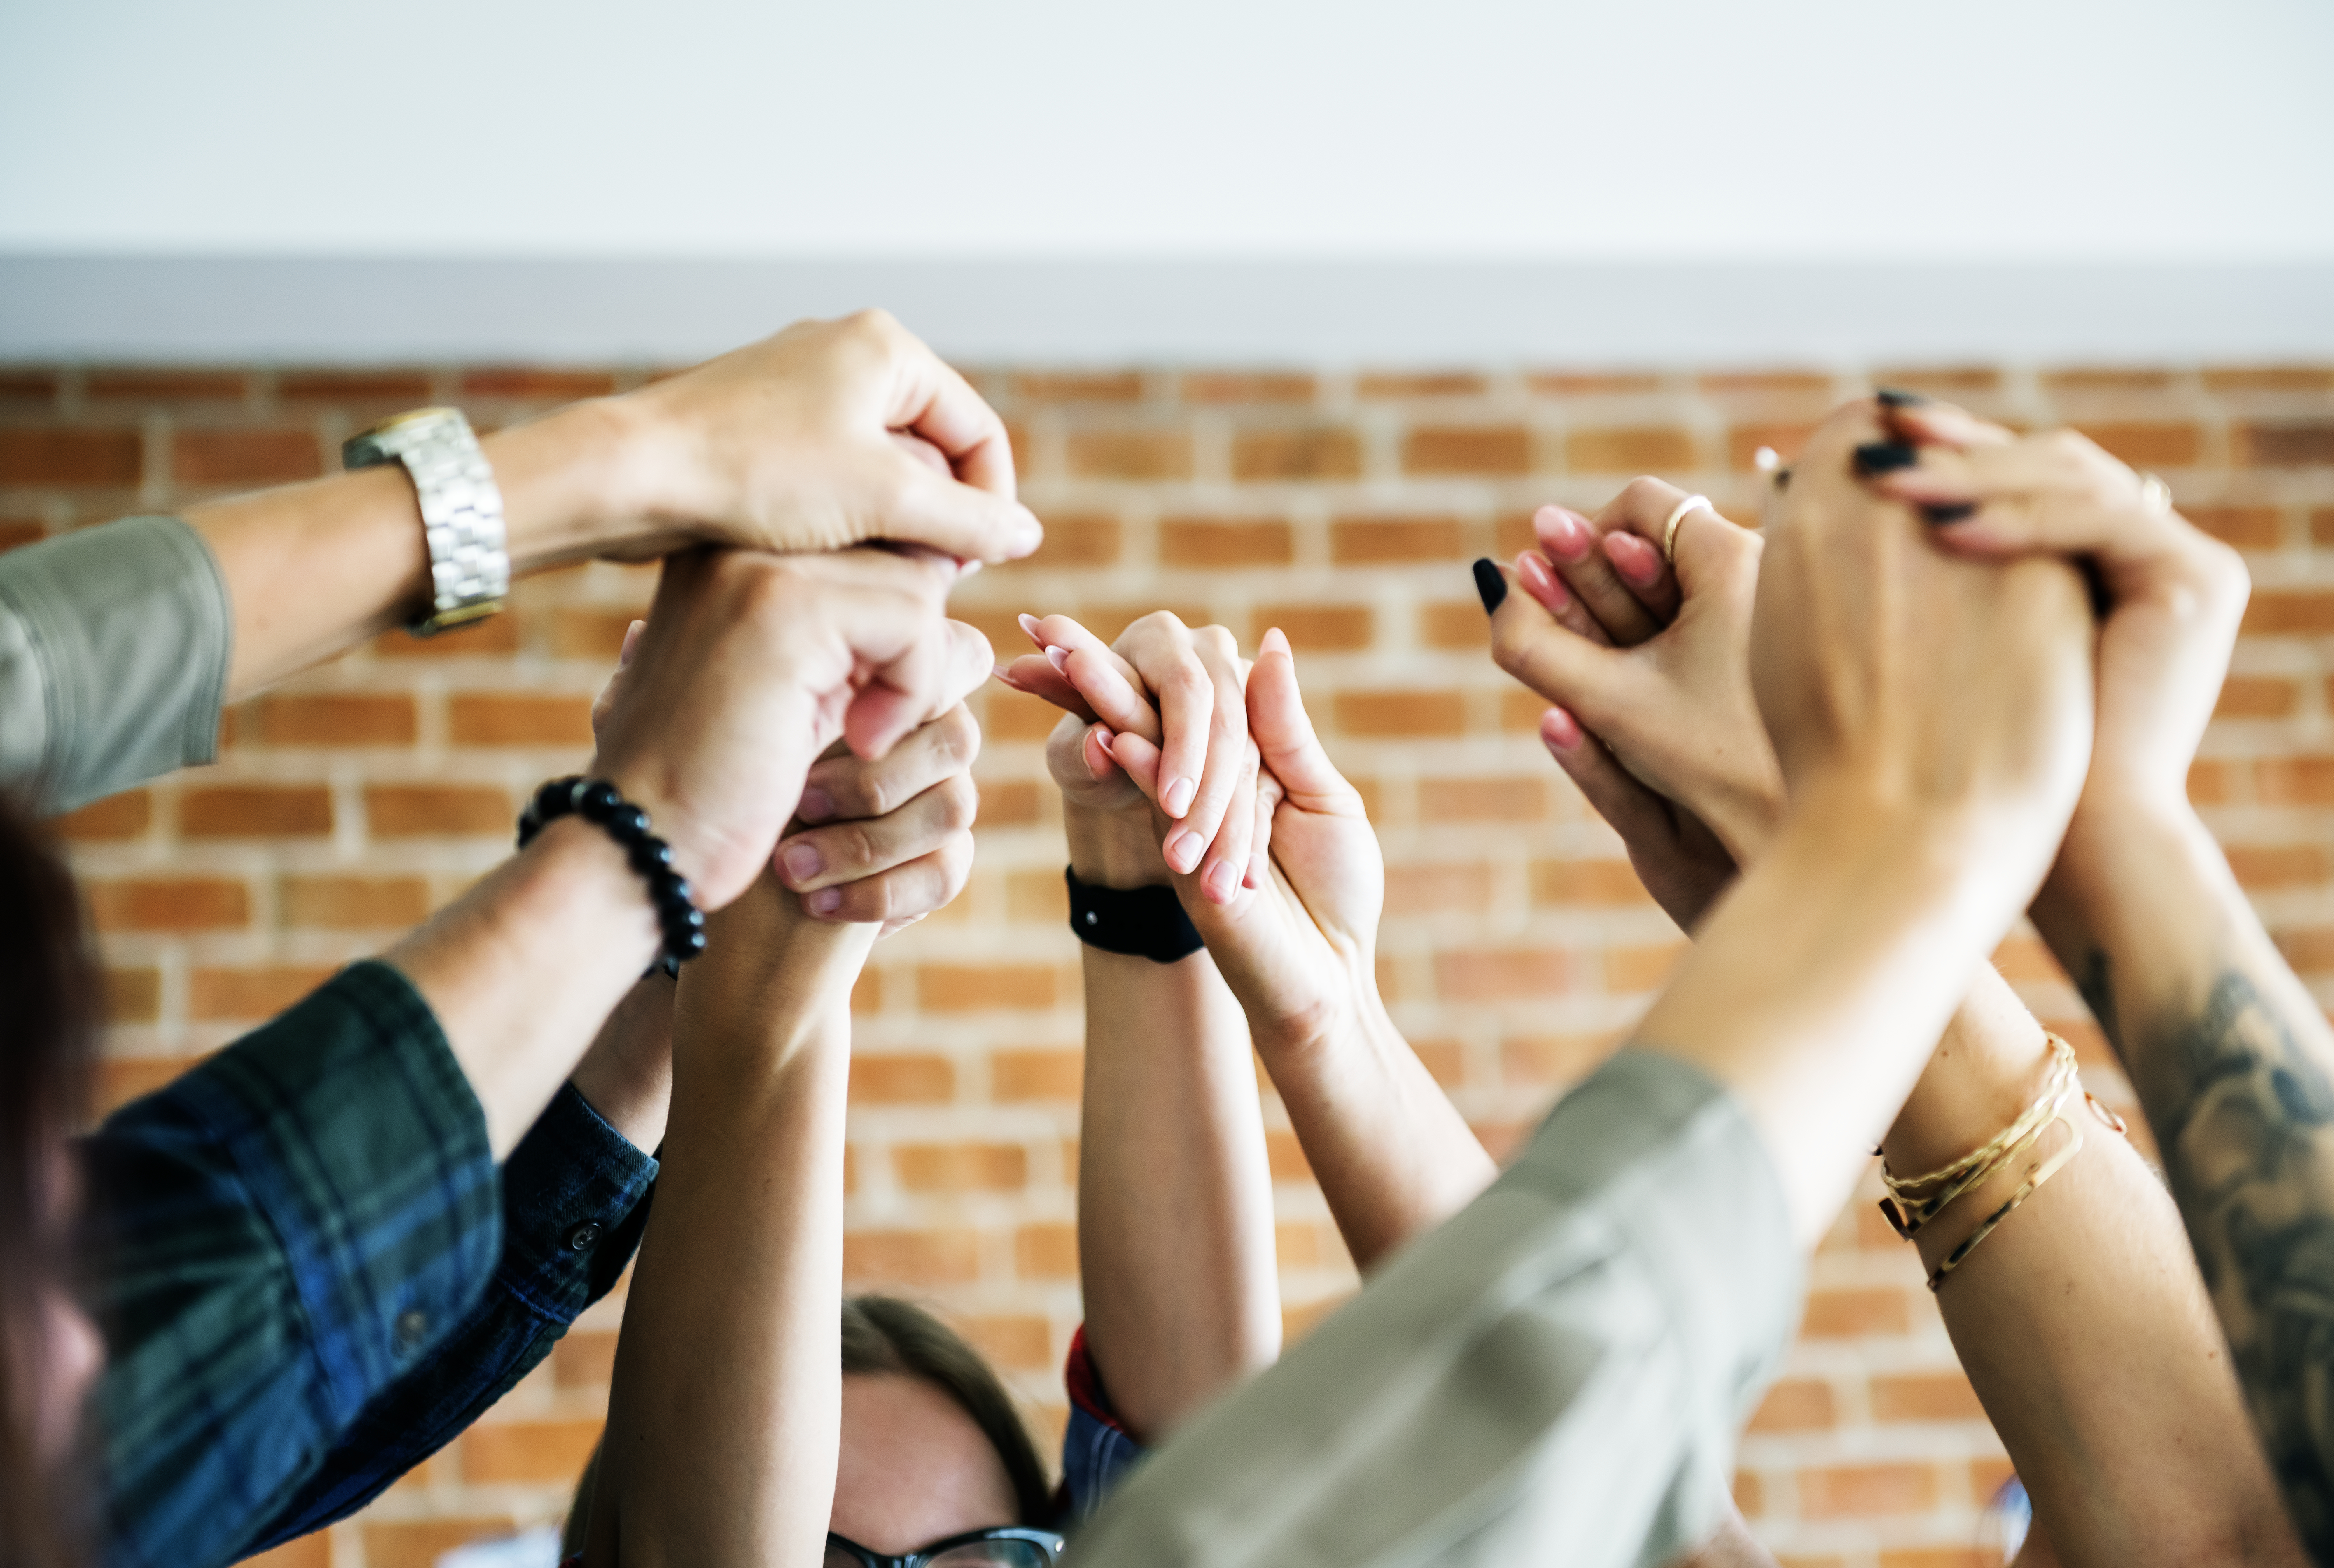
[[565, 1222, 603, 1252], [393, 1309, 429, 1354]]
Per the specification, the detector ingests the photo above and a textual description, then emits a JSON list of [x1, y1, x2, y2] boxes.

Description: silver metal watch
[[343, 407, 509, 636]]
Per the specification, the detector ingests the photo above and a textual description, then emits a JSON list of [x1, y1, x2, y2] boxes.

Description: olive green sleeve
[[0, 514, 232, 813]]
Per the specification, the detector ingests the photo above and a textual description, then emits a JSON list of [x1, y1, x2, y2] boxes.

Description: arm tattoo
[[2139, 958, 2334, 1555]]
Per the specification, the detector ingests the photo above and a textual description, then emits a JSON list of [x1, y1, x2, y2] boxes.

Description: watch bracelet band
[[343, 408, 510, 637], [1064, 867, 1204, 964]]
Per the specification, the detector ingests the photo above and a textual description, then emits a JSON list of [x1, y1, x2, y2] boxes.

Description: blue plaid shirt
[[81, 961, 658, 1568]]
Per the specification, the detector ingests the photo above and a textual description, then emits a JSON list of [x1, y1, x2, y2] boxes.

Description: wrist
[[523, 815, 665, 972], [485, 396, 694, 571], [1064, 805, 1169, 888]]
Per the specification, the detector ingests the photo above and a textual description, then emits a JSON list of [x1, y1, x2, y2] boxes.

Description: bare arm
[[584, 878, 870, 1568]]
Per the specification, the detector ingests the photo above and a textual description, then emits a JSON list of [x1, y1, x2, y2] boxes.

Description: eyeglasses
[[824, 1527, 1065, 1568]]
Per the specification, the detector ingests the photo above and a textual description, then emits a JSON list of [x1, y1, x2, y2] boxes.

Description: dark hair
[[562, 1293, 1050, 1556], [0, 792, 101, 1568]]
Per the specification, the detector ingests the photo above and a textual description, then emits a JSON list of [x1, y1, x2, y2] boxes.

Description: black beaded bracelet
[[518, 776, 707, 978], [1064, 867, 1204, 965]]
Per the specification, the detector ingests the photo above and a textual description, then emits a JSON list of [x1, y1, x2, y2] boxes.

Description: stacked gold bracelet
[[1878, 1033, 2124, 1291]]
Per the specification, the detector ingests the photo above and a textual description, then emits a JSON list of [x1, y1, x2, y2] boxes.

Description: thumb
[[1247, 631, 1356, 809], [872, 449, 1044, 564], [1485, 564, 1631, 729]]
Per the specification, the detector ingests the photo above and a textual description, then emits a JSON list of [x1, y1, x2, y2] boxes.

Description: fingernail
[[1517, 551, 1570, 611], [1853, 440, 1919, 478], [1921, 502, 1979, 526], [1875, 387, 1930, 408], [1472, 557, 1507, 614], [797, 786, 836, 823], [1018, 613, 1043, 643], [957, 558, 983, 579], [1247, 851, 1267, 889], [808, 888, 843, 916], [1045, 645, 1070, 674], [1539, 506, 1592, 562], [1540, 706, 1584, 751], [1163, 776, 1196, 816], [1204, 859, 1239, 904], [781, 842, 823, 883], [1167, 829, 1202, 872], [1605, 531, 1660, 587]]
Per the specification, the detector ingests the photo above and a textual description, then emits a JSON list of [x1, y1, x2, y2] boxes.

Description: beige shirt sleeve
[[1062, 1050, 1801, 1568], [0, 515, 232, 815]]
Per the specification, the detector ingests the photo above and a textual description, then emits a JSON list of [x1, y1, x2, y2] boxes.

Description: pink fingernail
[[1517, 552, 1570, 612], [797, 787, 836, 823], [1540, 708, 1584, 751], [1247, 852, 1267, 889], [1204, 859, 1239, 904], [1018, 613, 1044, 644], [781, 842, 822, 883], [1045, 645, 1070, 674], [1168, 830, 1202, 872], [1162, 776, 1196, 816], [992, 663, 1029, 694], [1538, 505, 1591, 562], [1605, 532, 1661, 587], [808, 888, 843, 916]]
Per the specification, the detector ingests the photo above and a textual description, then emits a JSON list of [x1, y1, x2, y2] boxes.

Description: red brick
[[364, 1519, 523, 1568], [459, 368, 616, 401], [1699, 370, 1833, 396], [982, 685, 1068, 742], [85, 368, 248, 403], [1025, 513, 1122, 567], [2075, 421, 2199, 468], [189, 965, 338, 1021], [2204, 366, 2334, 391], [1419, 601, 1491, 650], [277, 368, 435, 404], [1746, 1377, 1837, 1432], [462, 1417, 605, 1483], [1331, 514, 1467, 564], [1265, 1128, 1313, 1181], [1530, 860, 1653, 906], [0, 369, 58, 405], [850, 1053, 956, 1103], [2225, 845, 2328, 888], [1800, 1462, 1940, 1519], [978, 780, 1041, 826], [1334, 690, 1468, 737], [1435, 948, 1571, 1000], [1729, 423, 1817, 470], [95, 1056, 205, 1115], [282, 874, 432, 928], [547, 607, 644, 661], [1384, 863, 1494, 913], [51, 789, 152, 840], [1357, 372, 1486, 398], [1159, 517, 1293, 567], [2275, 928, 2334, 973], [2312, 508, 2334, 547], [173, 428, 320, 485], [365, 784, 512, 836], [251, 693, 417, 746], [960, 1314, 1054, 1371], [0, 518, 44, 551], [1871, 1370, 1986, 1423], [2043, 367, 2172, 391], [1420, 776, 1545, 820], [2236, 422, 2334, 467], [1526, 372, 1662, 396], [373, 610, 522, 657], [1605, 942, 1684, 992], [1009, 371, 1143, 403], [180, 785, 333, 838], [1501, 688, 1550, 732], [894, 1142, 1028, 1192], [1179, 371, 1315, 405], [852, 969, 884, 1015], [1014, 1222, 1079, 1278], [1402, 425, 1531, 476], [1065, 429, 1191, 480], [0, 428, 142, 485], [448, 692, 594, 747], [86, 877, 250, 932], [2244, 591, 2334, 633], [920, 963, 1059, 1011], [1802, 1286, 1912, 1337], [1232, 426, 1363, 481], [994, 1047, 1081, 1101], [553, 1328, 618, 1387], [1870, 367, 2002, 395], [1253, 603, 1373, 651], [2257, 757, 2334, 804], [846, 1228, 983, 1285], [1878, 1551, 1990, 1568], [2184, 505, 2281, 548], [242, 1535, 330, 1568], [1566, 427, 1695, 473]]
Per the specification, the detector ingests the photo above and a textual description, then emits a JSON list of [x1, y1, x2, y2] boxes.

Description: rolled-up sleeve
[[0, 514, 231, 814], [1062, 1051, 1800, 1568]]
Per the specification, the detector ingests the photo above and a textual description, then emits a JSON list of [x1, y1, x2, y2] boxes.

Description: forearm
[[385, 817, 662, 1158], [1072, 812, 1280, 1440], [1884, 963, 2302, 1567], [1257, 992, 1494, 1273], [184, 397, 670, 697], [2033, 803, 2334, 1558], [589, 896, 869, 1568], [567, 975, 678, 1153]]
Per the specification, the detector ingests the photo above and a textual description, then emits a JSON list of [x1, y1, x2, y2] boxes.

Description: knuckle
[[837, 821, 878, 869], [933, 704, 981, 768], [1620, 475, 1676, 514], [936, 775, 980, 832]]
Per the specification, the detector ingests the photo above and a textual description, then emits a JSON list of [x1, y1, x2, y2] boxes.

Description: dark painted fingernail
[[1875, 387, 1930, 408], [1472, 557, 1507, 614], [1920, 502, 1978, 526], [1853, 440, 1920, 478]]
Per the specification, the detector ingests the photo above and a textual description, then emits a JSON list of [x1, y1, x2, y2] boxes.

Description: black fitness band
[[1064, 867, 1204, 964], [518, 776, 707, 977]]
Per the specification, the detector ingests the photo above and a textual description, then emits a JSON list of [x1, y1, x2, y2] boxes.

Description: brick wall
[[9, 359, 2334, 1568]]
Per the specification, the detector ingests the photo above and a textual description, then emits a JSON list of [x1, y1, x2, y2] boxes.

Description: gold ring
[[2137, 473, 2172, 517], [1661, 494, 1708, 565]]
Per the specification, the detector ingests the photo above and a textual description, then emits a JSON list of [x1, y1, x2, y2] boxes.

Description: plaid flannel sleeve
[[80, 960, 501, 1568], [238, 1085, 658, 1554]]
